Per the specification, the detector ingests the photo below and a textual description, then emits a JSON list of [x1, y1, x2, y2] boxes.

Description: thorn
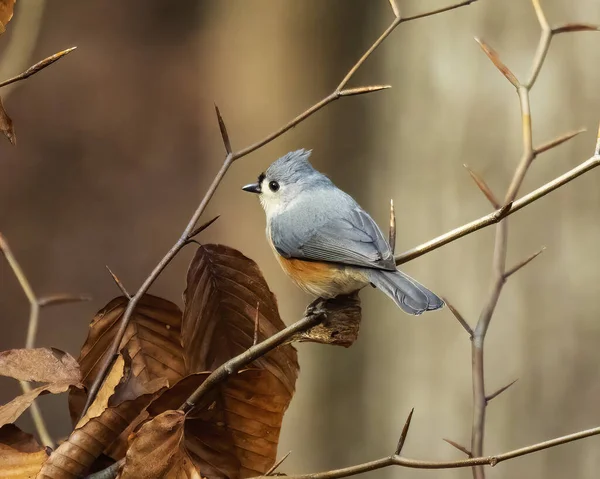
[[187, 215, 220, 240], [552, 23, 600, 34], [394, 408, 414, 456], [0, 47, 78, 89], [105, 266, 131, 299], [389, 199, 396, 255], [595, 121, 600, 157], [388, 0, 400, 18], [214, 104, 232, 154], [486, 378, 518, 402], [504, 247, 545, 279], [265, 450, 292, 476], [534, 128, 587, 155], [443, 298, 473, 338], [464, 164, 500, 208], [338, 85, 391, 96], [474, 37, 519, 88], [253, 302, 260, 346], [443, 438, 472, 457], [37, 294, 91, 307]]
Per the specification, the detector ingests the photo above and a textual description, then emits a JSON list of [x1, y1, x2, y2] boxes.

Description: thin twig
[[486, 379, 518, 402], [37, 294, 91, 307], [105, 266, 131, 299], [443, 438, 472, 457], [394, 408, 414, 455], [388, 199, 396, 254], [249, 423, 600, 479], [266, 451, 292, 476], [0, 233, 52, 448], [82, 0, 478, 419], [504, 247, 545, 279], [253, 302, 260, 347]]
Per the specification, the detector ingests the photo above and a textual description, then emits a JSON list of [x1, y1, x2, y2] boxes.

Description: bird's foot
[[305, 297, 328, 317]]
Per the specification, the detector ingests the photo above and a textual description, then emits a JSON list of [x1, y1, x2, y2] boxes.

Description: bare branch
[[106, 265, 131, 299], [534, 128, 586, 155], [486, 379, 518, 402], [214, 104, 232, 154], [388, 199, 396, 254], [83, 0, 477, 419], [443, 438, 472, 457], [444, 298, 473, 338], [251, 424, 600, 479], [266, 451, 292, 476], [394, 408, 414, 455], [38, 293, 91, 307], [395, 153, 600, 265], [504, 247, 545, 279], [474, 38, 519, 88], [0, 47, 77, 89], [0, 233, 52, 447], [464, 164, 500, 208]]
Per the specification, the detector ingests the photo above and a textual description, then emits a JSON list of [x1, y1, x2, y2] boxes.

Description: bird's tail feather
[[367, 269, 444, 315]]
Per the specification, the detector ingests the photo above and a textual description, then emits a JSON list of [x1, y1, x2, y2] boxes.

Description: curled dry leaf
[[0, 0, 15, 33], [0, 348, 80, 384], [0, 424, 49, 478], [68, 294, 186, 455], [0, 96, 15, 145], [118, 410, 201, 479], [179, 244, 299, 477], [38, 352, 168, 479], [0, 382, 75, 428]]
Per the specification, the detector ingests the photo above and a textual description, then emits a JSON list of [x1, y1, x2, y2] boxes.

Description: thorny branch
[[249, 416, 600, 479], [82, 0, 482, 418], [0, 234, 89, 448]]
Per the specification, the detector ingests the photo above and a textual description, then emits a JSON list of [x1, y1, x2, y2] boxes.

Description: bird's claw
[[305, 297, 328, 317]]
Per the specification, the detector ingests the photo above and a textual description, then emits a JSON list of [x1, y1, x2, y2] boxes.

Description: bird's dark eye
[[269, 181, 280, 192]]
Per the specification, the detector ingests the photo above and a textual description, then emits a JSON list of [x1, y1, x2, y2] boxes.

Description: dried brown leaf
[[0, 0, 15, 33], [68, 294, 186, 428], [0, 96, 15, 144], [0, 425, 49, 478], [0, 348, 80, 384], [39, 353, 167, 478], [118, 410, 201, 479], [181, 244, 300, 476], [0, 382, 74, 428]]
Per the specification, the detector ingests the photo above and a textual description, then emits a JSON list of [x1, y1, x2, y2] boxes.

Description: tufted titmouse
[[242, 149, 444, 315]]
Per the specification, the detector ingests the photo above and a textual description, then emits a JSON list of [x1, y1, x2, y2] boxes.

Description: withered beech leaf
[[0, 424, 49, 478], [69, 294, 186, 425], [183, 244, 298, 389], [0, 0, 15, 33], [181, 244, 300, 477], [118, 410, 202, 479], [0, 348, 80, 384], [0, 96, 15, 145], [39, 352, 168, 478], [0, 382, 75, 428]]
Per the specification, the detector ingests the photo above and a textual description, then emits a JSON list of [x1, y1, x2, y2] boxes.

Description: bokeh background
[[1, 0, 600, 477]]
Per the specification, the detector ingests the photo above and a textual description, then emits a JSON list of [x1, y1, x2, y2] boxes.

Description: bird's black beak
[[242, 183, 261, 194]]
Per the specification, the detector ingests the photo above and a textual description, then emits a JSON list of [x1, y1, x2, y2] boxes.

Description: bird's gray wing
[[271, 199, 396, 271]]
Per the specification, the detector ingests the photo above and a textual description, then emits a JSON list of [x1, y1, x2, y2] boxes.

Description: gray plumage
[[249, 149, 444, 315]]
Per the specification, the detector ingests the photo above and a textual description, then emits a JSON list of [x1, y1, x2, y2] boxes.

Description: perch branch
[[0, 234, 88, 447], [82, 0, 478, 418]]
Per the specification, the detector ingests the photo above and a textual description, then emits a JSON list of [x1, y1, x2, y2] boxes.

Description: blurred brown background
[[1, 0, 600, 477]]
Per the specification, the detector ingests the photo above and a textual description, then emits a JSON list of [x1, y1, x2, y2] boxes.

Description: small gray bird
[[242, 149, 444, 315]]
